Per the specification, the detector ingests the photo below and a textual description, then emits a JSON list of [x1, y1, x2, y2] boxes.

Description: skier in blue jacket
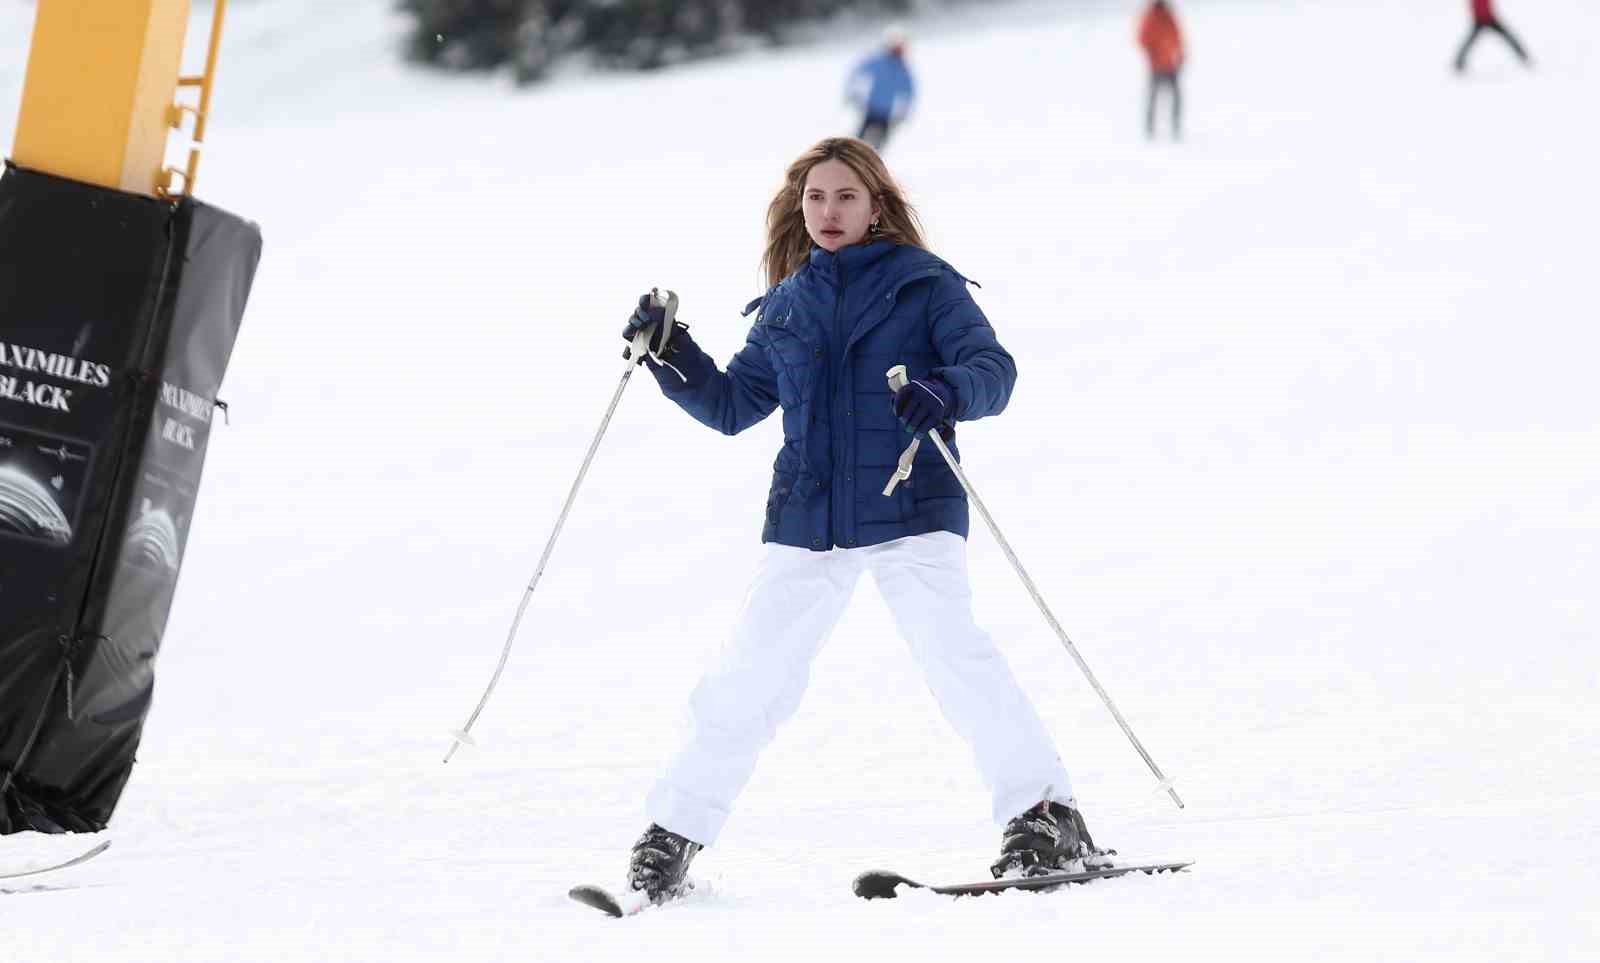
[[616, 137, 1112, 903], [845, 27, 915, 151]]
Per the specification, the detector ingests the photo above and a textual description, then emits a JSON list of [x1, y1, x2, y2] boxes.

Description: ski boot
[[627, 823, 702, 903], [989, 800, 1116, 879]]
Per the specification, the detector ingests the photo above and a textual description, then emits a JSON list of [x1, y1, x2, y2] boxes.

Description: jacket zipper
[[830, 259, 849, 548]]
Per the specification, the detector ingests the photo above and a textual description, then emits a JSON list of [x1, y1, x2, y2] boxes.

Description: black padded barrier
[[0, 162, 260, 833]]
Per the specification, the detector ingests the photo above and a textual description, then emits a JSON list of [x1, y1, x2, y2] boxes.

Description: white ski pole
[[443, 291, 680, 763], [885, 365, 1184, 808]]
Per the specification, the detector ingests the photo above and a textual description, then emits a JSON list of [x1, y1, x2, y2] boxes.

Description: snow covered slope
[[3, 0, 1596, 959]]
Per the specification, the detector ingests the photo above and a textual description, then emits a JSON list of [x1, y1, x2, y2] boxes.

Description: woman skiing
[[616, 137, 1111, 903], [1454, 0, 1533, 73]]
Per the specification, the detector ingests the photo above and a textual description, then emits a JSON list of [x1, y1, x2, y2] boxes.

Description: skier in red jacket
[[1455, 0, 1532, 73], [1137, 0, 1184, 140]]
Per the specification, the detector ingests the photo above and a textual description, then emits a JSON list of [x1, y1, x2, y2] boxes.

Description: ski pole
[[443, 291, 680, 763], [884, 365, 1184, 808]]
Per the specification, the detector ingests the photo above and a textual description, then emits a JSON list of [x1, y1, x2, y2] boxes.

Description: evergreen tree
[[401, 0, 914, 84]]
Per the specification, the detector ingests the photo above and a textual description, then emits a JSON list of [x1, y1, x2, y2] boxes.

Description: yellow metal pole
[[11, 0, 193, 198]]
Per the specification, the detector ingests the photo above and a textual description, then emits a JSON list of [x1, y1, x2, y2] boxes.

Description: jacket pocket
[[909, 457, 964, 511], [763, 471, 795, 539]]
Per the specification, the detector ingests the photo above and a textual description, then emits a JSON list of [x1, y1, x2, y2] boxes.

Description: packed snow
[[3, 0, 1596, 959]]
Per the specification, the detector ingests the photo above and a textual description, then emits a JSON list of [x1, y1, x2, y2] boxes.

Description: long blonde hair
[[761, 137, 927, 288]]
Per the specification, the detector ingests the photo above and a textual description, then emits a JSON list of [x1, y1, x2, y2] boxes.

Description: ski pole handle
[[886, 364, 908, 393], [626, 288, 680, 363]]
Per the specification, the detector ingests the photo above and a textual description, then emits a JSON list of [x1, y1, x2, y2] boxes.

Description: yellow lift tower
[[13, 0, 227, 197]]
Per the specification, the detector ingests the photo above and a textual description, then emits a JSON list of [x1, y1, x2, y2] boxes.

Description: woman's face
[[802, 159, 879, 252]]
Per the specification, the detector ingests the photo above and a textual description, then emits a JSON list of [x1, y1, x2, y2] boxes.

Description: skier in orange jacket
[[1137, 0, 1184, 140]]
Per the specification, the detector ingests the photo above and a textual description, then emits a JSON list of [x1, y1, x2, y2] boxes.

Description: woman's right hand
[[622, 292, 691, 366]]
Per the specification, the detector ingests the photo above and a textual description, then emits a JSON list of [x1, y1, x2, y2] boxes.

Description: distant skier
[[613, 137, 1113, 905], [1454, 0, 1533, 73], [1137, 0, 1185, 140], [845, 27, 915, 152]]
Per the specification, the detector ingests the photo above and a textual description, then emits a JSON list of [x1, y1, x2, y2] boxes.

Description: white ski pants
[[646, 531, 1075, 846]]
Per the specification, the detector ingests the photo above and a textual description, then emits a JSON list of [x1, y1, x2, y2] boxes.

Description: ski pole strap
[[883, 439, 918, 496], [883, 364, 919, 496]]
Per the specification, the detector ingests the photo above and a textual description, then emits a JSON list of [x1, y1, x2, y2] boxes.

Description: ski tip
[[1148, 859, 1194, 872], [568, 884, 625, 918], [0, 836, 112, 881], [852, 870, 915, 900]]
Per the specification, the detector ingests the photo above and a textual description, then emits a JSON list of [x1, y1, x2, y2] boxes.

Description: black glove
[[622, 293, 664, 341], [892, 375, 955, 434], [622, 293, 686, 362]]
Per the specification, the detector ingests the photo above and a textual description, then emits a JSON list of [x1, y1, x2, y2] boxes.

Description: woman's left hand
[[893, 376, 955, 434]]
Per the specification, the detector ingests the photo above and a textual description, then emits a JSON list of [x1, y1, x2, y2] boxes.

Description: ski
[[853, 859, 1193, 900], [0, 839, 112, 881]]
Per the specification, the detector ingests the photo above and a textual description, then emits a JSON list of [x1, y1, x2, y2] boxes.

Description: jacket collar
[[806, 238, 898, 286]]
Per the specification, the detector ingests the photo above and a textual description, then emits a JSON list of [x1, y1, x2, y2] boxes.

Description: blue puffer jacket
[[645, 240, 1016, 551]]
